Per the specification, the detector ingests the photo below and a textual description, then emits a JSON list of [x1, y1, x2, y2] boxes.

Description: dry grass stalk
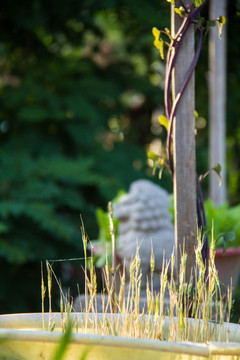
[[43, 226, 232, 343]]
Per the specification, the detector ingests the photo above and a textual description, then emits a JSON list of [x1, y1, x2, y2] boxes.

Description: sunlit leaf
[[165, 28, 170, 35], [148, 151, 159, 162], [219, 15, 226, 25], [152, 27, 160, 39], [217, 16, 226, 39], [152, 28, 164, 59], [158, 115, 169, 131], [192, 0, 205, 7], [159, 40, 164, 59], [175, 8, 183, 16], [153, 39, 164, 60], [158, 158, 165, 179]]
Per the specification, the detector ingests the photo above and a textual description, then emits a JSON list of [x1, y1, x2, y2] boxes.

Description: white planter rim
[[0, 313, 240, 357]]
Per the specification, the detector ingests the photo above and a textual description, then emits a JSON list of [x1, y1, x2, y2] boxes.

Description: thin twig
[[108, 201, 116, 312]]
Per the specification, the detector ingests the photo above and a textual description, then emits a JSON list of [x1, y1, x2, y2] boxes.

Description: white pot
[[0, 313, 240, 360]]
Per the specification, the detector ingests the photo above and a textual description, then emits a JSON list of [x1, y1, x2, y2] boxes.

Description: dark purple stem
[[164, 2, 202, 119], [196, 174, 209, 279], [164, 15, 190, 119], [196, 175, 207, 227], [166, 26, 204, 173]]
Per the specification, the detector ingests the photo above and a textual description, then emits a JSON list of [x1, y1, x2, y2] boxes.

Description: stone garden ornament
[[114, 179, 175, 293]]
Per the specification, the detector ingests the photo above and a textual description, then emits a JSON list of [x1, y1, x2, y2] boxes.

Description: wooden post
[[171, 1, 197, 282], [209, 0, 227, 205]]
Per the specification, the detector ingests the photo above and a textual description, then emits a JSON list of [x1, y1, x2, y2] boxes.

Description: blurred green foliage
[[0, 0, 170, 313], [0, 0, 239, 314], [205, 199, 240, 247]]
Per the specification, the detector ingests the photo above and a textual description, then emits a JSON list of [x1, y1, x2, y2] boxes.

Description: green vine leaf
[[165, 28, 171, 36], [213, 163, 222, 187], [192, 0, 205, 7], [159, 40, 164, 60], [198, 163, 222, 185], [147, 151, 165, 179], [158, 115, 169, 131], [148, 151, 159, 162], [152, 27, 164, 59], [152, 27, 160, 39], [205, 19, 217, 37], [217, 16, 226, 39], [219, 15, 226, 24], [209, 20, 216, 26], [158, 158, 165, 179], [194, 110, 199, 118], [216, 231, 236, 254], [175, 8, 183, 17]]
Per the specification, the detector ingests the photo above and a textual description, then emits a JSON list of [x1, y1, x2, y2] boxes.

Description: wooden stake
[[171, 1, 197, 282], [209, 0, 227, 205]]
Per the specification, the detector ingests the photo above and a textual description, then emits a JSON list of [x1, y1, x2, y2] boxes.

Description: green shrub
[[205, 199, 240, 248]]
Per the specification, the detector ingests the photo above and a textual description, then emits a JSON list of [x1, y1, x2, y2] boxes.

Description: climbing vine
[[149, 0, 226, 276]]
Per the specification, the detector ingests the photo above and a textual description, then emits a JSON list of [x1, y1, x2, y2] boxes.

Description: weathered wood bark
[[209, 0, 227, 205], [171, 1, 196, 282]]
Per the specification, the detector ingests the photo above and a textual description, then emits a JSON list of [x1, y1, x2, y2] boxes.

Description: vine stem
[[166, 26, 204, 173], [164, 13, 190, 119], [162, 0, 209, 277]]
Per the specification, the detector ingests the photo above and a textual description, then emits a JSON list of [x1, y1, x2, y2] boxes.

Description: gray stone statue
[[74, 179, 175, 312], [114, 179, 175, 293]]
